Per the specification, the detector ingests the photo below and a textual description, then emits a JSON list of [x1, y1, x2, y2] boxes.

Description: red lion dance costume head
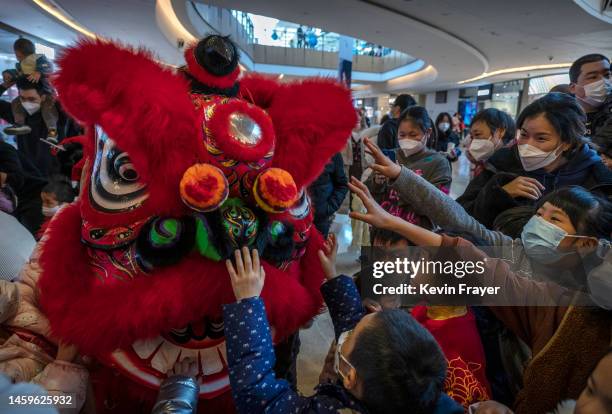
[[37, 35, 355, 412]]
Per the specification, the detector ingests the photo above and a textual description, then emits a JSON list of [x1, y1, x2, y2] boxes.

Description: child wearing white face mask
[[38, 175, 75, 239], [465, 109, 516, 178], [368, 106, 452, 226]]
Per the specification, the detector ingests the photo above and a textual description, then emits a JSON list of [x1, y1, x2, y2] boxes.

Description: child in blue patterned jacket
[[222, 240, 464, 414]]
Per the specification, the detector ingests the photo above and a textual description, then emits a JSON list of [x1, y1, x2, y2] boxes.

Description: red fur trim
[[269, 78, 356, 190], [184, 44, 239, 89], [239, 73, 282, 109], [207, 100, 275, 162], [54, 40, 207, 226], [39, 203, 325, 355]]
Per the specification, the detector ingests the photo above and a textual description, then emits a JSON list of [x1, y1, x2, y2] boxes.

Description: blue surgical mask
[[521, 216, 573, 264]]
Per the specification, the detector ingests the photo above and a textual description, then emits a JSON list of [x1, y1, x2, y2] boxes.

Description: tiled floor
[[296, 154, 471, 395]]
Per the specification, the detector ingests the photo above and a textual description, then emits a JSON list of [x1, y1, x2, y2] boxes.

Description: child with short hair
[[4, 38, 58, 142], [37, 175, 75, 239], [223, 241, 463, 414]]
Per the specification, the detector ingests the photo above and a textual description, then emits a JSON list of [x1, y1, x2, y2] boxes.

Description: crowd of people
[[0, 31, 611, 414], [307, 52, 612, 414]]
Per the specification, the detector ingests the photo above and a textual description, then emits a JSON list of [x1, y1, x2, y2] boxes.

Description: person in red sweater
[[364, 227, 492, 410]]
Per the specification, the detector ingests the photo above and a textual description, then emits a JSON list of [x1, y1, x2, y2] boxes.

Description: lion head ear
[[55, 39, 205, 212], [267, 78, 356, 190]]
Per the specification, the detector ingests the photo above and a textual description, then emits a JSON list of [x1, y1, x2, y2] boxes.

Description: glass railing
[[230, 10, 396, 57]]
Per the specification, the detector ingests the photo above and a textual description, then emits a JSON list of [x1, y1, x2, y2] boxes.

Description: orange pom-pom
[[253, 168, 298, 213], [180, 164, 229, 212]]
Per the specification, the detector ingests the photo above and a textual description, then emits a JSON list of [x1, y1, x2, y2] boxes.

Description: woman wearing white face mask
[[457, 93, 612, 229], [349, 175, 612, 414], [465, 108, 516, 178], [367, 106, 451, 227]]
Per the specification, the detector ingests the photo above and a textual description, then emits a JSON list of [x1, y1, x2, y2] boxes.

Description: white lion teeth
[[132, 338, 228, 376], [150, 340, 181, 373], [200, 346, 224, 375], [132, 336, 164, 360]]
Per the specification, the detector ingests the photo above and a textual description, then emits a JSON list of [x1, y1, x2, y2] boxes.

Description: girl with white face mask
[[395, 106, 452, 191], [364, 106, 452, 226], [465, 109, 514, 175]]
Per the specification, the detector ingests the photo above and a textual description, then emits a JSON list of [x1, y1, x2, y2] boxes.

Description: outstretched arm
[[362, 138, 512, 246], [223, 248, 306, 414], [349, 177, 443, 247], [317, 234, 365, 338]]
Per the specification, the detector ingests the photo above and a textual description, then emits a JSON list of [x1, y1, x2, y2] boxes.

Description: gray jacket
[[152, 375, 198, 414], [390, 166, 571, 283]]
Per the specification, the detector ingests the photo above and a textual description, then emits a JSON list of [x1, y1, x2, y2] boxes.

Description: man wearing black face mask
[[0, 76, 80, 178]]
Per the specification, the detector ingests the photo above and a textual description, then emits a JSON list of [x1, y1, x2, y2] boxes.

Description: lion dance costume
[[0, 35, 355, 412]]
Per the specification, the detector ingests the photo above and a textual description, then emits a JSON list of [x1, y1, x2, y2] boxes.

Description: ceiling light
[[458, 63, 571, 84], [31, 0, 97, 39]]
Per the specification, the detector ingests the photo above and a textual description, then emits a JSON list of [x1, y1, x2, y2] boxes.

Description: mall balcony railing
[[190, 2, 413, 73]]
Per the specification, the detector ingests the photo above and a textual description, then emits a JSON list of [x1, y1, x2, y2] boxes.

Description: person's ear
[[342, 366, 358, 391], [569, 83, 577, 95]]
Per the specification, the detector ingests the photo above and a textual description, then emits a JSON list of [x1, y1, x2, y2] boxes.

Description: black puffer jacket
[[308, 153, 348, 236], [585, 95, 612, 139]]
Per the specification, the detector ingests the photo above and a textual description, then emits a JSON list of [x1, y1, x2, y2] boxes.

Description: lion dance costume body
[[0, 35, 355, 412]]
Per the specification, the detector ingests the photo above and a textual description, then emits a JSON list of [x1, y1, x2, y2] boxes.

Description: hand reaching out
[[226, 247, 266, 301], [317, 233, 338, 280], [363, 137, 401, 179], [348, 176, 394, 229]]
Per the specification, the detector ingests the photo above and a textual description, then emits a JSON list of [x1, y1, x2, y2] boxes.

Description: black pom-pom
[[195, 35, 239, 77], [135, 216, 196, 271], [262, 221, 295, 265]]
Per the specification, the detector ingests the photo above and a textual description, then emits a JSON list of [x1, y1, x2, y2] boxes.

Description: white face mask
[[580, 78, 612, 108], [518, 143, 563, 171], [21, 101, 41, 115], [42, 205, 60, 217], [399, 138, 424, 156], [438, 122, 450, 132], [469, 138, 497, 162]]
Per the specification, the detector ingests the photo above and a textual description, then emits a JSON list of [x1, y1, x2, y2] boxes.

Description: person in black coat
[[309, 153, 349, 236], [0, 139, 47, 235], [0, 77, 80, 178], [376, 94, 416, 150], [457, 93, 612, 229]]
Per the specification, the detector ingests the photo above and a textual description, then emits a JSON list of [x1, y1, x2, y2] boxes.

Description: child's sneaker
[[3, 124, 32, 135]]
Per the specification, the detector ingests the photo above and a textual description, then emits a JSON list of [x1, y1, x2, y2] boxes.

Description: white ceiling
[[203, 0, 612, 91], [1, 0, 610, 93]]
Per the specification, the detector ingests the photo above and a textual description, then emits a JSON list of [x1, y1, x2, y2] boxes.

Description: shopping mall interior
[[0, 1, 611, 413]]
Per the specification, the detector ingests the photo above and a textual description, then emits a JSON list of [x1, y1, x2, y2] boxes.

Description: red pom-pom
[[253, 168, 298, 213], [180, 164, 229, 212]]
